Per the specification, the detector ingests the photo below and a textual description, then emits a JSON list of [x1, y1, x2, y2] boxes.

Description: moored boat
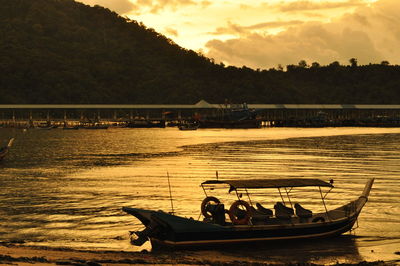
[[79, 122, 109, 129], [125, 119, 166, 128], [196, 103, 261, 129], [178, 121, 199, 130], [123, 178, 374, 249], [0, 138, 14, 161]]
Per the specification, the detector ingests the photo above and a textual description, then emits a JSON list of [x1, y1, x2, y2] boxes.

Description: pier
[[0, 102, 400, 127]]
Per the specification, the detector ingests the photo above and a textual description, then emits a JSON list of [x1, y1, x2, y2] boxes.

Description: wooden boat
[[178, 121, 199, 130], [123, 178, 374, 249], [79, 122, 109, 129], [196, 103, 261, 129], [125, 119, 166, 128], [0, 138, 14, 160], [37, 123, 58, 129]]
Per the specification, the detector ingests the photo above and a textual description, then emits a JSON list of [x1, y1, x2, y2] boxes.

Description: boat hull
[[123, 207, 357, 249], [151, 219, 356, 248]]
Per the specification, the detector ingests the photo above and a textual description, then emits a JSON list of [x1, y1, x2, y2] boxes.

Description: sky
[[79, 0, 400, 69]]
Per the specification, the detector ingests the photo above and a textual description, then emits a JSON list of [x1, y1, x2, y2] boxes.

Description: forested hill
[[0, 0, 399, 104]]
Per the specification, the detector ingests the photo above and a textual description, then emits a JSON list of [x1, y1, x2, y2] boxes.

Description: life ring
[[201, 196, 220, 218], [228, 200, 251, 225], [312, 217, 325, 223]]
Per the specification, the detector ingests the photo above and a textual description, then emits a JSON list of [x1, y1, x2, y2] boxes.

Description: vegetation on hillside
[[0, 0, 399, 104]]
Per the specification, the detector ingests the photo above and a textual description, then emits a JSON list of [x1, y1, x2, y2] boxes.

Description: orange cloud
[[278, 0, 366, 12], [164, 27, 179, 37], [212, 21, 305, 36], [206, 0, 399, 68], [79, 0, 200, 15], [79, 0, 135, 14], [133, 0, 196, 14]]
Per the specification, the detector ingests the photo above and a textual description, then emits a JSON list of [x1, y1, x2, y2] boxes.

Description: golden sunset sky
[[79, 0, 399, 69]]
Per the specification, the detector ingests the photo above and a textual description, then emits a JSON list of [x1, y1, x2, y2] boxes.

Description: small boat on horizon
[[195, 103, 261, 129], [125, 119, 166, 128], [178, 121, 199, 130], [0, 138, 14, 161], [123, 178, 374, 249], [79, 122, 109, 129]]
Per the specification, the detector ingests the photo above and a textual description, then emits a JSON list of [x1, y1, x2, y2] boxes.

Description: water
[[0, 127, 399, 263]]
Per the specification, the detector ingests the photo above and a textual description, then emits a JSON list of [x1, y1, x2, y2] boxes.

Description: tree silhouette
[[349, 58, 358, 67], [0, 0, 399, 104]]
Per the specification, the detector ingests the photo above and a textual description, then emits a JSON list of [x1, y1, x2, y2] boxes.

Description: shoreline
[[0, 242, 398, 265]]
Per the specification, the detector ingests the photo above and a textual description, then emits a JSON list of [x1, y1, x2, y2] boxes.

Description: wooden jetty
[[0, 102, 399, 128]]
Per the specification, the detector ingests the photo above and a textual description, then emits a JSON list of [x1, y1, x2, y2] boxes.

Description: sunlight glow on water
[[0, 127, 399, 262]]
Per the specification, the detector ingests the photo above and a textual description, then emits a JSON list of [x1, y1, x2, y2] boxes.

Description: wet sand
[[1, 239, 399, 265]]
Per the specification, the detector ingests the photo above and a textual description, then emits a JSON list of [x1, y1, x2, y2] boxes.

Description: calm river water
[[0, 127, 399, 264]]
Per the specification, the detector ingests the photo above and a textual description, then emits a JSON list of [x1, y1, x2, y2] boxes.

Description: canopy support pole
[[284, 187, 293, 208], [245, 188, 253, 206], [278, 188, 286, 205], [200, 184, 208, 197], [319, 186, 331, 221]]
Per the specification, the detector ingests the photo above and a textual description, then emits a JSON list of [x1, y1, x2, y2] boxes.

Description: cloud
[[80, 0, 200, 15], [164, 27, 179, 37], [79, 0, 136, 14], [132, 0, 196, 14], [278, 0, 365, 12], [205, 0, 400, 69], [212, 20, 305, 36]]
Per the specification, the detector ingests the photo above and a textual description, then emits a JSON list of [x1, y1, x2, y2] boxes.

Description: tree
[[311, 62, 320, 68], [329, 61, 341, 67], [298, 60, 308, 68], [349, 58, 358, 67]]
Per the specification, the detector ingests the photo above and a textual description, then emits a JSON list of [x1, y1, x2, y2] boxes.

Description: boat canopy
[[201, 178, 333, 191]]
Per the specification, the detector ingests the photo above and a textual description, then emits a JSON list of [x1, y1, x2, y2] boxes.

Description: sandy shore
[[1, 242, 398, 265]]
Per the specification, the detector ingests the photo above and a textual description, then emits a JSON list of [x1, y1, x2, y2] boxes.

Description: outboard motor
[[129, 227, 154, 246]]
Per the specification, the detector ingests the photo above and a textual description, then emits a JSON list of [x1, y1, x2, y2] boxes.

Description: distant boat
[[37, 124, 58, 130], [178, 121, 199, 130], [196, 103, 261, 128], [125, 120, 166, 128], [0, 138, 14, 161], [123, 178, 374, 249], [79, 122, 109, 129]]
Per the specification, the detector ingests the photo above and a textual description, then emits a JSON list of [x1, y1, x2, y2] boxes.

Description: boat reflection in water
[[0, 138, 14, 161], [210, 235, 363, 265], [123, 178, 374, 249]]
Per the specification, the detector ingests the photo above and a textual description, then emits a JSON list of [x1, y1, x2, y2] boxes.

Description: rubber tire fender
[[201, 196, 220, 218], [228, 200, 251, 225]]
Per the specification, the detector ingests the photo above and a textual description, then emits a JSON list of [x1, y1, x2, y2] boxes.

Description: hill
[[0, 0, 399, 104]]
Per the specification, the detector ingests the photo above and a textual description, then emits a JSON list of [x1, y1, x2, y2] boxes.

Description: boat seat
[[205, 203, 226, 225], [232, 206, 247, 220], [274, 202, 294, 219], [294, 203, 313, 218], [250, 206, 271, 225], [255, 203, 273, 216]]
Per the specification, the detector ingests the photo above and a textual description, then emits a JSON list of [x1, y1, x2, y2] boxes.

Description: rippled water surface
[[0, 127, 399, 263]]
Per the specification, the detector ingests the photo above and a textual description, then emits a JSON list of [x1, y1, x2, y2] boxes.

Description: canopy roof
[[201, 178, 333, 190]]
